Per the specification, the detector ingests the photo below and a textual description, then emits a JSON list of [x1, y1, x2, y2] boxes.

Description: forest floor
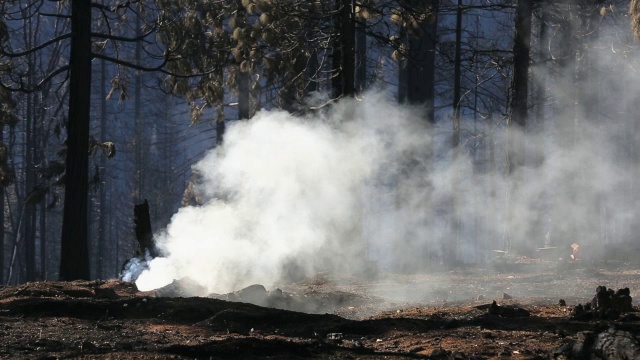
[[1, 260, 640, 359]]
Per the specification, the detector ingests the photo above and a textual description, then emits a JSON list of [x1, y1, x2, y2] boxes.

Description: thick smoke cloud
[[135, 93, 433, 293], [131, 80, 637, 295]]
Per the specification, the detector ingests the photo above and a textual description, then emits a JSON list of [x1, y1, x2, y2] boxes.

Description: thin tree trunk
[[215, 66, 225, 145], [59, 0, 92, 281], [449, 0, 463, 265], [135, 15, 144, 202], [39, 195, 45, 279], [342, 0, 355, 98], [0, 130, 4, 284], [23, 12, 36, 281], [355, 15, 366, 93], [97, 58, 107, 279], [397, 29, 408, 104]]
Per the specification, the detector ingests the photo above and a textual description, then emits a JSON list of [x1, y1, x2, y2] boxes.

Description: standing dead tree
[[134, 200, 158, 259]]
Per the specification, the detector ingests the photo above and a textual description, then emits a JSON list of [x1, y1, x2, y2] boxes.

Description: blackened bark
[[238, 70, 250, 119], [216, 114, 225, 145], [305, 50, 319, 95], [407, 0, 437, 123], [236, 2, 250, 120], [59, 0, 91, 281], [215, 66, 225, 145], [134, 200, 157, 258], [449, 0, 462, 265], [0, 134, 4, 284], [355, 17, 366, 93], [39, 195, 45, 279], [508, 0, 532, 172], [97, 58, 107, 279], [24, 91, 35, 281], [333, 0, 355, 98], [505, 0, 533, 255]]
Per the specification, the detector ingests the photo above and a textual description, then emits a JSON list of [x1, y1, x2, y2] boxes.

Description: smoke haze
[[131, 75, 639, 296]]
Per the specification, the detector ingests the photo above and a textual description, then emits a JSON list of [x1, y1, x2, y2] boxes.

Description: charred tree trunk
[[235, 0, 251, 120], [38, 193, 46, 279], [215, 66, 225, 145], [355, 14, 367, 93], [505, 0, 533, 255], [24, 92, 36, 282], [23, 13, 36, 281], [407, 0, 437, 123], [134, 14, 144, 202], [0, 133, 4, 284], [96, 58, 108, 280], [59, 0, 92, 281], [238, 68, 250, 119], [449, 0, 462, 265], [134, 200, 157, 258], [333, 0, 355, 99], [397, 28, 408, 104]]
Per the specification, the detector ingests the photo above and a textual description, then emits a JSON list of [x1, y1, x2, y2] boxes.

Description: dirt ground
[[1, 261, 640, 359]]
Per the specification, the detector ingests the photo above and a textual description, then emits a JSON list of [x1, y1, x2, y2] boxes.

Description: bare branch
[[37, 65, 69, 89], [90, 1, 133, 13], [93, 52, 220, 78], [0, 33, 70, 58], [92, 52, 168, 72], [91, 25, 157, 43]]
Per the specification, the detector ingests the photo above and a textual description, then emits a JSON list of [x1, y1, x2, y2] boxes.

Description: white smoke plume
[[132, 83, 638, 295], [135, 93, 433, 293]]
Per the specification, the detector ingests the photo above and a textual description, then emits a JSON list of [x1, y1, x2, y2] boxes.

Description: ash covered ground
[[1, 262, 640, 359]]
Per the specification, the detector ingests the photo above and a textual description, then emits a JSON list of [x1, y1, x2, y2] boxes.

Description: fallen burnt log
[[487, 300, 530, 318], [555, 327, 640, 360]]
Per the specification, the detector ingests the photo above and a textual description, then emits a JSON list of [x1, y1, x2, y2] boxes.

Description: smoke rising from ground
[[130, 81, 639, 296], [135, 93, 433, 293]]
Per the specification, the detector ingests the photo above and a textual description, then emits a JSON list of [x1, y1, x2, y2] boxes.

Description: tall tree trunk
[[505, 0, 533, 255], [306, 51, 319, 95], [355, 14, 366, 93], [531, 0, 549, 250], [534, 1, 549, 138], [97, 59, 107, 279], [333, 0, 355, 99], [215, 66, 225, 144], [134, 15, 144, 202], [238, 69, 250, 119], [407, 0, 437, 123], [39, 194, 46, 279], [449, 0, 463, 265], [0, 131, 4, 284], [573, 4, 600, 254], [396, 0, 438, 268], [397, 29, 408, 104], [59, 0, 92, 281], [24, 84, 36, 282], [23, 12, 36, 282], [235, 1, 250, 120]]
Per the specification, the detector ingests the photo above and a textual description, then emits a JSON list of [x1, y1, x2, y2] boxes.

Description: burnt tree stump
[[134, 200, 158, 258]]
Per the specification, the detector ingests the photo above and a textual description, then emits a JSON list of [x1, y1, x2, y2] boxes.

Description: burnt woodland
[[1, 0, 640, 358]]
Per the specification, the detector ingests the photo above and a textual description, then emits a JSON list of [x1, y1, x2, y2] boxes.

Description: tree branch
[[0, 33, 71, 58], [37, 65, 70, 89], [90, 1, 133, 13], [93, 52, 220, 78], [91, 25, 157, 43]]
